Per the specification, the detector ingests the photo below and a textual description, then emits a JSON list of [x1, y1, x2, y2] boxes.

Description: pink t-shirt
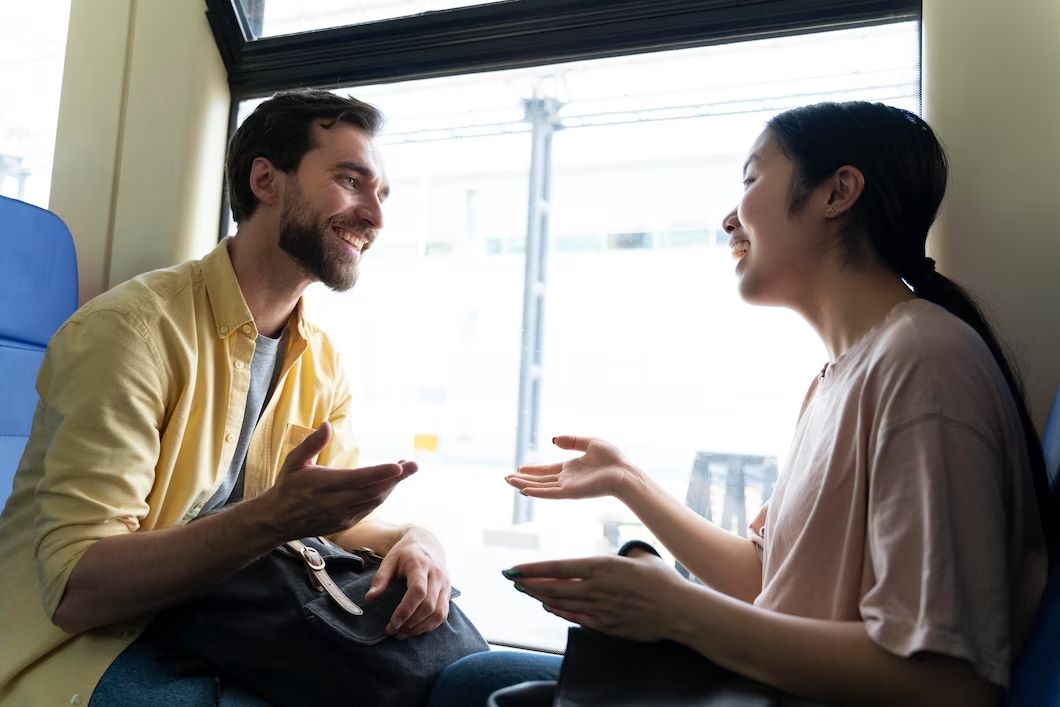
[[749, 299, 1046, 687]]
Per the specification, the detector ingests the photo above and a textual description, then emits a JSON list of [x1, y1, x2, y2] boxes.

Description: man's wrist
[[232, 493, 287, 549]]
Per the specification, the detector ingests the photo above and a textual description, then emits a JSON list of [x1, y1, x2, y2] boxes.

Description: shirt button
[[242, 324, 253, 334], [219, 326, 229, 335], [235, 360, 245, 370], [225, 433, 235, 443], [70, 695, 83, 705]]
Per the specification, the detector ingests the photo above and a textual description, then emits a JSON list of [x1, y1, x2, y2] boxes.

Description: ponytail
[[908, 268, 1059, 565]]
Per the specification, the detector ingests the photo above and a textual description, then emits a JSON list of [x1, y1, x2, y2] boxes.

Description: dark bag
[[153, 536, 488, 707], [491, 628, 828, 707], [551, 627, 827, 707]]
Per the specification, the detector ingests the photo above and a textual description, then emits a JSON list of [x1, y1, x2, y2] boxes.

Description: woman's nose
[[721, 207, 740, 234]]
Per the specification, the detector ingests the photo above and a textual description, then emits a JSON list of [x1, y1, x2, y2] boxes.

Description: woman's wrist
[[614, 463, 650, 504]]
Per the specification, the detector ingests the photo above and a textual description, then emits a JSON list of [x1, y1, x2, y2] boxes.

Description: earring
[[825, 205, 836, 217]]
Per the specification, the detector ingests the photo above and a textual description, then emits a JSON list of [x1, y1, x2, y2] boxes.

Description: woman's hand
[[504, 436, 643, 501], [502, 553, 691, 642]]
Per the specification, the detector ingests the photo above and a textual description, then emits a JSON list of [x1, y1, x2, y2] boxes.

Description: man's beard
[[278, 187, 367, 292]]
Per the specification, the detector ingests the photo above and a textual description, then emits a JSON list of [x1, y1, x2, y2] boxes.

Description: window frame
[[205, 0, 920, 98]]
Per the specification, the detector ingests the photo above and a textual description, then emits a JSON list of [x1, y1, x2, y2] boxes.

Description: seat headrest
[[0, 196, 78, 346]]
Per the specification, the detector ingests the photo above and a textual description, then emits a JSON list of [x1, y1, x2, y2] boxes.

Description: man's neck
[[227, 226, 311, 338]]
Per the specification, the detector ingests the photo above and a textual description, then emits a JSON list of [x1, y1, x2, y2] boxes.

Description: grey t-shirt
[[198, 329, 285, 514]]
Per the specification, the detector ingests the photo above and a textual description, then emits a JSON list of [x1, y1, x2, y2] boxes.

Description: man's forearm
[[332, 518, 410, 553], [51, 495, 281, 634]]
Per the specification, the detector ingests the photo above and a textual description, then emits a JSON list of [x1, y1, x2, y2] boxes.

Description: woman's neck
[[796, 263, 916, 362]]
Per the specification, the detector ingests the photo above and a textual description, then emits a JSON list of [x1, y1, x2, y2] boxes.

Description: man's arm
[[53, 423, 415, 633]]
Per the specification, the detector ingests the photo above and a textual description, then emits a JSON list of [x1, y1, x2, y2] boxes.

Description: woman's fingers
[[552, 435, 593, 451], [515, 578, 593, 600], [505, 473, 561, 487], [514, 462, 563, 477]]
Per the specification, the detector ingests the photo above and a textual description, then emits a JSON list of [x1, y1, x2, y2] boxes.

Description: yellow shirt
[[0, 239, 359, 706]]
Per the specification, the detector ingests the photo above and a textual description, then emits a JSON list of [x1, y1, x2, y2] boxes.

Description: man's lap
[[426, 650, 563, 707], [89, 625, 269, 707]]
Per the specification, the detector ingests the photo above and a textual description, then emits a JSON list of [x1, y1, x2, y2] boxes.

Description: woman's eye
[[742, 177, 756, 187]]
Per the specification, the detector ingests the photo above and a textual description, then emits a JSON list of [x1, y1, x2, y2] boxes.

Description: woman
[[427, 101, 1056, 706]]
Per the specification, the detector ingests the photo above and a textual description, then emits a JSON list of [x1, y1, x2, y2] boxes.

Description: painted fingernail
[[551, 437, 557, 443], [501, 568, 520, 580], [513, 583, 528, 594], [542, 605, 552, 613]]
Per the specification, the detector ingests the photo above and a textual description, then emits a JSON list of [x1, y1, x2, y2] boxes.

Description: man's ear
[[249, 156, 283, 208], [823, 164, 865, 219]]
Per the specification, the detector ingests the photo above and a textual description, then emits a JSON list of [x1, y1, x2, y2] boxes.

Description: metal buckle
[[300, 546, 326, 571]]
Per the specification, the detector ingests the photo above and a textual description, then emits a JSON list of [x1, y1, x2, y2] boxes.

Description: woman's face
[[722, 130, 828, 307]]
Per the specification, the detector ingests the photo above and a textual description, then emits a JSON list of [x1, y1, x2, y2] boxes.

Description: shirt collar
[[203, 238, 310, 343]]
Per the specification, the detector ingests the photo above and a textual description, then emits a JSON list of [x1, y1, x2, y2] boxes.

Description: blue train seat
[[0, 195, 78, 508]]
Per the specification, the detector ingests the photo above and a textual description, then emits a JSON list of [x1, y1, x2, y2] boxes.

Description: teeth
[[335, 227, 366, 251], [732, 242, 749, 260]]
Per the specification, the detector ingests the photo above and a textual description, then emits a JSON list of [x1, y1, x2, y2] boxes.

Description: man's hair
[[226, 89, 384, 223]]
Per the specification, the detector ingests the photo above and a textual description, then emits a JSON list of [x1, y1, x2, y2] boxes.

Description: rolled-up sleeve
[[32, 310, 165, 618]]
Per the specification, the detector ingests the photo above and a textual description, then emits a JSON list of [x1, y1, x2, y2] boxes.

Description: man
[[0, 90, 452, 705]]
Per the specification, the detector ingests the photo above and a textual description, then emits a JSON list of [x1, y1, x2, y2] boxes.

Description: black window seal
[[205, 0, 920, 99]]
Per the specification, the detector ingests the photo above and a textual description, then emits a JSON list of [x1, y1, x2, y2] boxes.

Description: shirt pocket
[[280, 423, 321, 464]]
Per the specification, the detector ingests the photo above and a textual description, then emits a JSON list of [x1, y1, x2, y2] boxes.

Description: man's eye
[[342, 176, 359, 189]]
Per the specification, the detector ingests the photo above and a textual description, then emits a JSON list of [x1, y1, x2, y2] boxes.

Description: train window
[[231, 19, 919, 651], [233, 0, 503, 39], [0, 1, 72, 208]]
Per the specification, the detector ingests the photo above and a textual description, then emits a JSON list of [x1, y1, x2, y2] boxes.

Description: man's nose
[[355, 195, 384, 230], [721, 207, 740, 235]]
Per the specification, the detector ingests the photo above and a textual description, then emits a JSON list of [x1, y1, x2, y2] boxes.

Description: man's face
[[278, 122, 389, 291]]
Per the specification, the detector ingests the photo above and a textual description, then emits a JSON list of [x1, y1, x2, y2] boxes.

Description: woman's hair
[[767, 101, 1058, 564]]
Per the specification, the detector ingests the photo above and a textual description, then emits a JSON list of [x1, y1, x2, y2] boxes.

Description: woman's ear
[[823, 164, 865, 219]]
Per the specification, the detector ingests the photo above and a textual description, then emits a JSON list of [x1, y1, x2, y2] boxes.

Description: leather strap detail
[[286, 540, 364, 616]]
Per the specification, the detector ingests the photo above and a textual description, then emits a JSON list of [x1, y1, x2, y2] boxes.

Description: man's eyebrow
[[742, 153, 760, 176]]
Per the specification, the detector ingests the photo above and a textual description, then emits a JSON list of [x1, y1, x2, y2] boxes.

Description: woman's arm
[[507, 435, 762, 601], [619, 469, 762, 601], [671, 579, 1001, 707], [509, 555, 1001, 707]]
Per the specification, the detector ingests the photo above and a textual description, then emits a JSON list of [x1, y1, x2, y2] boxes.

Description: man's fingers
[[284, 421, 333, 470], [552, 435, 592, 452], [400, 584, 450, 637], [386, 577, 429, 635], [394, 581, 443, 636], [365, 553, 396, 601], [322, 463, 404, 491]]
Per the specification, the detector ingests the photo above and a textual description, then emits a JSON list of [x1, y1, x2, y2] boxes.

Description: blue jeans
[[89, 628, 268, 707], [426, 650, 563, 707]]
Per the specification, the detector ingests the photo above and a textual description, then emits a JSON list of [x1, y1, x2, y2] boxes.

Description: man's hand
[[364, 527, 451, 639], [254, 421, 418, 541]]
